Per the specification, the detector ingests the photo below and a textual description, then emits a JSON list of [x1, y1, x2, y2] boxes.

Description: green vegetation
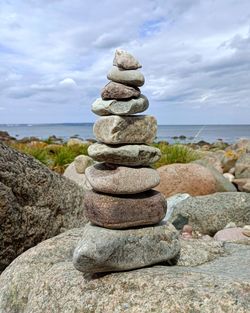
[[9, 141, 90, 173], [152, 142, 201, 168], [9, 139, 201, 173]]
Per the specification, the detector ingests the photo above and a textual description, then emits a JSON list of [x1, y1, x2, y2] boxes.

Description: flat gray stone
[[88, 143, 161, 166], [91, 95, 149, 116], [113, 49, 142, 70], [84, 190, 167, 229], [73, 222, 180, 273], [85, 163, 160, 194], [107, 66, 145, 87], [93, 115, 157, 144], [101, 82, 140, 100], [168, 192, 250, 235]]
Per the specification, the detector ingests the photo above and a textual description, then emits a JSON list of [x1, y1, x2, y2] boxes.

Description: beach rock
[[101, 82, 140, 100], [233, 178, 250, 192], [164, 193, 191, 221], [243, 225, 250, 237], [67, 138, 88, 146], [85, 163, 160, 194], [223, 172, 234, 182], [0, 131, 16, 142], [74, 155, 94, 174], [214, 228, 249, 242], [155, 163, 217, 197], [193, 159, 237, 192], [73, 222, 180, 273], [84, 190, 166, 229], [201, 152, 224, 173], [107, 66, 145, 87], [235, 153, 250, 178], [91, 95, 149, 116], [168, 192, 250, 235], [93, 115, 157, 144], [63, 162, 92, 190], [88, 142, 161, 166], [0, 228, 249, 313], [0, 142, 87, 272], [226, 138, 250, 153], [177, 238, 224, 266], [113, 49, 142, 70]]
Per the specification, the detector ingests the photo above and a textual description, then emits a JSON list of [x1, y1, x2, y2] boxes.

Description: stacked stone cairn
[[73, 49, 180, 274]]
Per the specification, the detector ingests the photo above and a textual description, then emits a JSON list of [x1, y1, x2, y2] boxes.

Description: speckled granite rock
[[73, 222, 180, 273], [85, 163, 160, 194], [93, 115, 157, 144], [0, 228, 249, 313], [0, 142, 87, 272], [91, 95, 149, 116], [113, 49, 142, 70], [84, 190, 166, 229], [88, 143, 161, 166], [107, 66, 145, 87], [235, 153, 250, 178], [168, 192, 250, 235], [101, 82, 140, 100]]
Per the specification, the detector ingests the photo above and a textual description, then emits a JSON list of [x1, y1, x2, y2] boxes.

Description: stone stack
[[73, 49, 180, 273]]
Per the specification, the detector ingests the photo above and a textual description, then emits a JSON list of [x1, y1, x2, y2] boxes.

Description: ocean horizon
[[1, 123, 250, 144]]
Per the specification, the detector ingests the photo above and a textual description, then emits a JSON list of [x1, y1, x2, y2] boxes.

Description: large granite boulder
[[155, 163, 218, 197], [168, 192, 250, 235], [193, 159, 237, 192], [0, 142, 87, 272], [235, 153, 250, 178], [0, 228, 249, 313]]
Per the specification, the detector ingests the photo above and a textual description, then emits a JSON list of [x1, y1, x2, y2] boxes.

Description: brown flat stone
[[84, 190, 167, 229], [85, 163, 160, 194], [101, 82, 140, 100]]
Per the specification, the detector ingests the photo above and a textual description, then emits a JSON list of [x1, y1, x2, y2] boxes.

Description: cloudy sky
[[0, 0, 250, 125]]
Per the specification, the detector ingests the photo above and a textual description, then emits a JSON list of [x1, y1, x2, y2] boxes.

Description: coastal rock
[[63, 162, 92, 190], [233, 178, 250, 192], [74, 155, 94, 174], [93, 115, 157, 144], [193, 159, 237, 192], [164, 193, 191, 221], [113, 49, 142, 70], [67, 138, 88, 146], [155, 163, 217, 197], [0, 142, 87, 272], [84, 190, 166, 229], [101, 82, 140, 100], [214, 228, 249, 242], [107, 66, 145, 87], [226, 138, 250, 153], [235, 153, 250, 178], [243, 225, 250, 237], [0, 130, 16, 142], [168, 192, 250, 235], [85, 163, 160, 194], [73, 222, 180, 273], [223, 172, 234, 182], [91, 95, 149, 116], [88, 142, 161, 166], [0, 228, 249, 313]]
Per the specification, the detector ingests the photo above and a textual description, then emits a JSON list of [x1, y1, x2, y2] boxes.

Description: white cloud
[[0, 0, 250, 124]]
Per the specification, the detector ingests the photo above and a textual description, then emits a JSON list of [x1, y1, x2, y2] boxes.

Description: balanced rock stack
[[73, 50, 180, 274]]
